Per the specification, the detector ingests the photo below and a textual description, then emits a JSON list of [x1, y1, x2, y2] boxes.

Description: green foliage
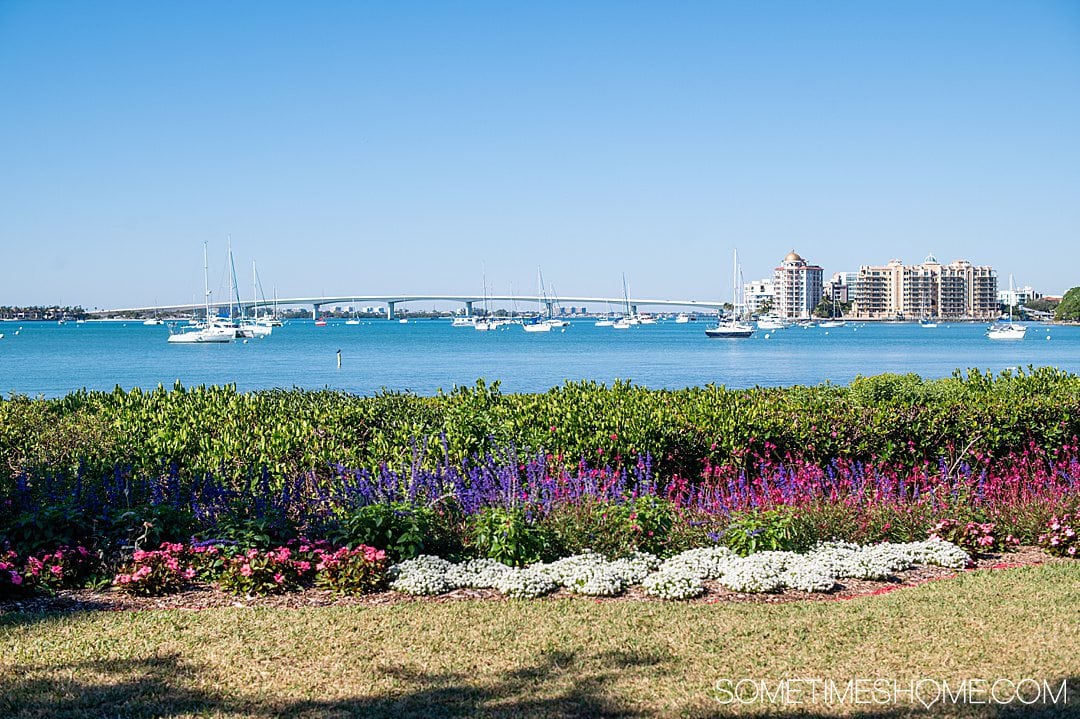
[[213, 514, 298, 550], [2, 369, 1079, 491], [544, 496, 680, 559], [722, 507, 806, 556], [111, 505, 197, 551], [217, 548, 303, 596], [327, 503, 445, 561], [467, 507, 552, 567], [313, 545, 389, 595], [1, 505, 97, 557], [1055, 287, 1080, 321]]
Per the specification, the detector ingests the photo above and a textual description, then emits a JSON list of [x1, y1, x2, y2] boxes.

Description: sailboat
[[345, 302, 362, 325], [474, 269, 499, 331], [142, 302, 163, 325], [610, 274, 635, 329], [818, 295, 846, 328], [988, 274, 1026, 340], [523, 268, 553, 332], [167, 243, 233, 344], [242, 260, 273, 337], [705, 250, 755, 339], [542, 278, 569, 328]]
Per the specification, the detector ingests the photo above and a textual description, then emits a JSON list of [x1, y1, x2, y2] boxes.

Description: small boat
[[594, 318, 615, 327], [314, 318, 327, 327], [818, 320, 846, 328], [756, 316, 786, 330], [522, 318, 552, 333], [637, 314, 657, 325], [919, 318, 938, 329], [987, 323, 1026, 340], [988, 275, 1027, 340], [451, 316, 477, 327], [168, 243, 233, 344], [675, 313, 690, 324], [398, 318, 409, 324], [345, 319, 361, 325], [523, 271, 554, 333], [706, 249, 755, 339], [705, 322, 754, 338], [167, 324, 234, 344], [612, 319, 632, 330], [543, 318, 569, 328], [142, 318, 163, 326]]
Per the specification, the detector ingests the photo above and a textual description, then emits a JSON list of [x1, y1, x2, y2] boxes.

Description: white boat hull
[[987, 324, 1026, 340], [705, 322, 755, 338]]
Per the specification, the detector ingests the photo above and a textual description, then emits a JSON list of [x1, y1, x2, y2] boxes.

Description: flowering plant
[[0, 549, 29, 597], [927, 519, 1017, 553], [22, 545, 96, 591], [114, 542, 196, 596], [314, 544, 388, 595], [1038, 515, 1078, 557], [218, 546, 303, 596]]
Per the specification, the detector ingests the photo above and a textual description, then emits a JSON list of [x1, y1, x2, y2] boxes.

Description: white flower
[[642, 568, 705, 600]]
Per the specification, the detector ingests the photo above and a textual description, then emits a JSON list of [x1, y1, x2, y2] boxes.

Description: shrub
[[928, 519, 1018, 554], [1039, 515, 1079, 557], [722, 507, 806, 556], [468, 507, 552, 567], [328, 502, 440, 561], [0, 549, 30, 597], [314, 545, 388, 595], [23, 545, 97, 591], [213, 514, 299, 551], [187, 541, 242, 581], [114, 542, 195, 596], [1, 506, 96, 557], [544, 496, 678, 559], [111, 505, 197, 552], [218, 546, 303, 596]]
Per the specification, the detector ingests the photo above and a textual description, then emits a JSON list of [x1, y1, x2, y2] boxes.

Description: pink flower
[[239, 565, 253, 577], [273, 573, 285, 584]]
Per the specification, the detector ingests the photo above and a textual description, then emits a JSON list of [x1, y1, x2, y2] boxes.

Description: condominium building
[[743, 278, 775, 315], [825, 271, 859, 303], [851, 255, 998, 320], [773, 251, 823, 319], [997, 285, 1041, 307]]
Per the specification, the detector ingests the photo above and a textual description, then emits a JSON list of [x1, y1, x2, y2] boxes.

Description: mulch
[[0, 546, 1059, 615]]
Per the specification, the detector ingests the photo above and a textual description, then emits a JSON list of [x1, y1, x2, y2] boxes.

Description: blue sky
[[1, 1, 1078, 309]]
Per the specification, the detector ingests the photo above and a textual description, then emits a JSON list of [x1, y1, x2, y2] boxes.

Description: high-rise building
[[743, 278, 775, 315], [773, 251, 823, 319], [824, 272, 858, 303], [851, 255, 997, 320], [997, 285, 1041, 308]]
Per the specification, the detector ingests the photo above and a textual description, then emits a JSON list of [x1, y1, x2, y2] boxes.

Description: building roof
[[784, 250, 804, 262]]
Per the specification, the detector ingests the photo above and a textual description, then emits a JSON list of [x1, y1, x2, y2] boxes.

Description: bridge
[[91, 294, 728, 319]]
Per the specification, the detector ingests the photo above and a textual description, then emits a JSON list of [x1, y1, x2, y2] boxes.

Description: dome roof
[[784, 250, 804, 262]]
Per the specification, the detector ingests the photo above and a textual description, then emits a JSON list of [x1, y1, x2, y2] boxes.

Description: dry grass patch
[[2, 563, 1078, 718]]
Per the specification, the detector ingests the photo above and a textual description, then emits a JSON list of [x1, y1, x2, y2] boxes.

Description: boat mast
[[732, 249, 738, 322], [252, 260, 258, 323], [202, 241, 211, 324]]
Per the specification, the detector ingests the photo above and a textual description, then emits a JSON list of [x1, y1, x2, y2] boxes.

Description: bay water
[[1, 319, 1077, 398]]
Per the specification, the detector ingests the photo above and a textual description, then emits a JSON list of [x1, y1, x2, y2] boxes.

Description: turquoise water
[[0, 319, 1077, 398]]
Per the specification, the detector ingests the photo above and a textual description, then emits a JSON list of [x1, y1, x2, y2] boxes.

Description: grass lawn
[[2, 563, 1078, 718]]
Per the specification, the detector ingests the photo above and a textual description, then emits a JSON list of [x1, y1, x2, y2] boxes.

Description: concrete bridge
[[92, 294, 727, 319]]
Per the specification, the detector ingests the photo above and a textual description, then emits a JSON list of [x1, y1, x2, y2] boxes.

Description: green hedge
[[1, 367, 1078, 484]]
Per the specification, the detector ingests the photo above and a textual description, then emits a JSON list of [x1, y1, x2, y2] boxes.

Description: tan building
[[773, 251, 823, 320], [851, 255, 998, 320]]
